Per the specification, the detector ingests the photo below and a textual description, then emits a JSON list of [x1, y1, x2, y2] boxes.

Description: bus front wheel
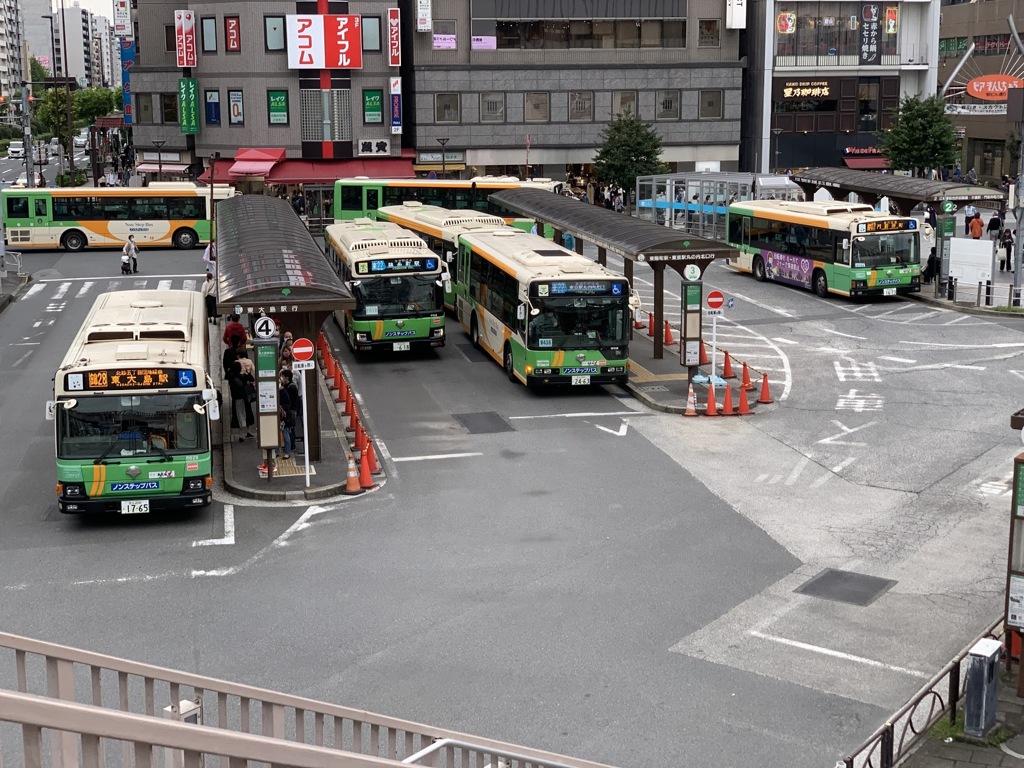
[[173, 228, 198, 249], [813, 270, 829, 298], [62, 230, 87, 252], [752, 256, 766, 282], [503, 345, 516, 382], [470, 316, 481, 348]]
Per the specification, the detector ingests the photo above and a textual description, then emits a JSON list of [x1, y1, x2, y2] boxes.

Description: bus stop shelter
[[789, 167, 1007, 215], [215, 194, 355, 462], [490, 188, 738, 359]]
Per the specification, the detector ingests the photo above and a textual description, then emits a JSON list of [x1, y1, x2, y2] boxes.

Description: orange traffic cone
[[647, 311, 655, 337], [699, 341, 709, 366], [358, 451, 376, 490], [757, 373, 774, 404], [347, 396, 359, 432], [365, 438, 382, 475], [722, 352, 736, 379], [633, 310, 645, 330], [338, 373, 350, 406], [333, 367, 346, 403], [355, 423, 368, 454], [324, 353, 334, 381], [721, 385, 736, 416], [342, 455, 364, 495], [741, 361, 754, 391], [684, 384, 698, 417], [737, 384, 752, 416], [705, 385, 719, 417], [664, 321, 675, 345]]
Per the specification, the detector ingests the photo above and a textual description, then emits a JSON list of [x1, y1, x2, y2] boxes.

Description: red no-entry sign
[[706, 290, 725, 309], [291, 337, 315, 362]]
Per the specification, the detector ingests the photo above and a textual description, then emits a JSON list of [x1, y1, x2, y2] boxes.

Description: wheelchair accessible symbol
[[177, 370, 195, 387]]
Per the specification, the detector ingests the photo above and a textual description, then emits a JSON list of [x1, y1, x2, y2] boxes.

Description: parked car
[[7, 141, 24, 159]]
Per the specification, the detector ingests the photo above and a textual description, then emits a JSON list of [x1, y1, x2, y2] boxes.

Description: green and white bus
[[726, 199, 922, 298], [2, 183, 235, 251], [47, 289, 218, 514], [334, 176, 563, 221], [326, 219, 447, 353], [455, 228, 640, 387], [376, 201, 508, 311]]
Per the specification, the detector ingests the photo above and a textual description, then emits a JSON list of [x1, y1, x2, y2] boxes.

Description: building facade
[[22, 0, 56, 75], [0, 0, 25, 98], [59, 2, 95, 87], [741, 0, 940, 171]]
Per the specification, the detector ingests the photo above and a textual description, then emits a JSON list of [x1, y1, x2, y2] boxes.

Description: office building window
[[363, 16, 381, 51], [699, 89, 723, 119], [433, 19, 456, 49], [480, 92, 505, 123], [435, 92, 460, 123], [264, 16, 285, 51], [524, 91, 549, 122], [136, 93, 153, 123], [300, 90, 351, 140], [698, 19, 721, 47], [568, 91, 593, 122], [656, 90, 680, 120], [611, 90, 636, 116], [201, 17, 217, 53], [161, 93, 179, 123], [164, 24, 175, 52]]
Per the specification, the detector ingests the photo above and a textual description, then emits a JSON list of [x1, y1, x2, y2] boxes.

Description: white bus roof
[[729, 199, 910, 228], [325, 220, 432, 255], [377, 203, 508, 239], [458, 229, 622, 285]]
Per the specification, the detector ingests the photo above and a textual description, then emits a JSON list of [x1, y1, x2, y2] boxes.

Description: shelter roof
[[790, 167, 1006, 205]]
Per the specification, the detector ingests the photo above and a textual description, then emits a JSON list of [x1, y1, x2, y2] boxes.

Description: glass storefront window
[[487, 17, 688, 50], [858, 79, 879, 132]]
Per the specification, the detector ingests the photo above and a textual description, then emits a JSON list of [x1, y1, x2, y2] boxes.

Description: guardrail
[[838, 617, 1002, 768], [0, 630, 616, 768], [1, 251, 24, 278]]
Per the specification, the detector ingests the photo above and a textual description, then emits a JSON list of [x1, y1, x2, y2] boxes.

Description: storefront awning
[[136, 163, 189, 174], [229, 160, 278, 176], [235, 147, 287, 162], [197, 156, 414, 185], [843, 157, 889, 170]]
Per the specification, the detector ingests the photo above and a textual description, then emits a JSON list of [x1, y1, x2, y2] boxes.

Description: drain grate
[[453, 411, 513, 434], [795, 568, 896, 607]]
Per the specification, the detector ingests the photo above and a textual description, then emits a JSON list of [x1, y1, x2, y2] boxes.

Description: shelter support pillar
[[653, 263, 665, 359], [295, 312, 325, 463], [597, 246, 607, 267], [554, 228, 564, 245], [575, 238, 583, 255]]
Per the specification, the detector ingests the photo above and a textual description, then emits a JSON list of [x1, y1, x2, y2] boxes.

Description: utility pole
[[21, 84, 34, 188], [1011, 90, 1024, 306]]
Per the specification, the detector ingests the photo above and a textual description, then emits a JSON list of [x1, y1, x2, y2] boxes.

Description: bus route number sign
[[858, 219, 917, 233], [66, 367, 196, 391], [254, 316, 277, 339], [358, 256, 438, 275]]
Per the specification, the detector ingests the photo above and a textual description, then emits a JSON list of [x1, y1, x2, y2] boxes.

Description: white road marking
[[594, 422, 628, 436], [903, 341, 1024, 348], [508, 411, 639, 420], [771, 337, 799, 345], [750, 631, 929, 679], [869, 304, 914, 318], [784, 456, 810, 486], [392, 452, 483, 462], [1011, 370, 1024, 382], [75, 281, 94, 298], [823, 328, 866, 340], [952, 364, 986, 370], [52, 282, 71, 299], [10, 350, 34, 367], [38, 273, 204, 282], [755, 473, 769, 483], [193, 505, 235, 547], [133, 280, 147, 289], [943, 315, 972, 326], [810, 458, 857, 488], [10, 342, 39, 346], [182, 278, 197, 291], [157, 279, 173, 291], [879, 356, 917, 363], [21, 284, 44, 298], [817, 421, 878, 446]]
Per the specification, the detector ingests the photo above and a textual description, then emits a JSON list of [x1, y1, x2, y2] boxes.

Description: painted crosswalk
[[20, 275, 206, 309]]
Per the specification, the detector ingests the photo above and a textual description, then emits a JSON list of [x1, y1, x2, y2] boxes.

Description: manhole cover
[[453, 412, 513, 434], [641, 385, 669, 392], [795, 568, 896, 607]]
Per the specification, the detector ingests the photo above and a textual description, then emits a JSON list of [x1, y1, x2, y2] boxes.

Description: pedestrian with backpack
[[122, 235, 139, 273]]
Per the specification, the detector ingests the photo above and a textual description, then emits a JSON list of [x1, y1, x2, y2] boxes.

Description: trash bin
[[947, 277, 957, 301], [964, 637, 1001, 738]]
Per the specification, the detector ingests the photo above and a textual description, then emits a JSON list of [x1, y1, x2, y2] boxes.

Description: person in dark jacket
[[987, 211, 1003, 242], [923, 247, 937, 285]]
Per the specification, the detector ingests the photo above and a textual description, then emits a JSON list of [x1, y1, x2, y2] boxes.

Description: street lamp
[[770, 128, 785, 175], [436, 137, 450, 179], [152, 139, 165, 182]]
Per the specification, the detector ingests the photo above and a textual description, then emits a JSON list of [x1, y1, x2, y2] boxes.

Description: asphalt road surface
[[1, 244, 1022, 768]]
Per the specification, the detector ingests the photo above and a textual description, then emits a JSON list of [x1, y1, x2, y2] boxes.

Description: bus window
[[6, 196, 28, 219], [34, 198, 48, 217], [365, 189, 379, 212]]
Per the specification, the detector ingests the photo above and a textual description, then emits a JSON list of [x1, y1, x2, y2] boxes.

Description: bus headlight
[[356, 332, 370, 342], [57, 482, 85, 498], [432, 327, 445, 338], [186, 476, 207, 492]]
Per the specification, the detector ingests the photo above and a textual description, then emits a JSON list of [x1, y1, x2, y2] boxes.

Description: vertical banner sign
[[175, 10, 197, 68], [178, 78, 199, 134], [859, 3, 880, 65], [389, 76, 402, 135], [285, 15, 362, 69], [225, 17, 241, 52], [268, 90, 288, 124], [228, 90, 244, 124], [416, 0, 432, 32], [364, 90, 382, 123], [113, 0, 131, 36], [725, 0, 747, 29], [120, 39, 135, 125], [387, 7, 401, 66]]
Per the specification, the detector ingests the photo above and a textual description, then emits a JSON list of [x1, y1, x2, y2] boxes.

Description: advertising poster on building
[[120, 39, 135, 124], [268, 90, 288, 124], [389, 77, 402, 135], [225, 16, 241, 51], [205, 90, 220, 125], [363, 89, 382, 123], [113, 0, 131, 36], [416, 0, 432, 32], [229, 89, 244, 125], [174, 10, 196, 68], [179, 78, 199, 134], [285, 14, 363, 69], [859, 4, 880, 65], [387, 8, 401, 66]]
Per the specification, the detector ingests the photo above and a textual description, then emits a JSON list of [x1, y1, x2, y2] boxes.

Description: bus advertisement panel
[[726, 200, 921, 298], [326, 220, 447, 353], [455, 228, 640, 387], [2, 183, 235, 251], [47, 290, 218, 514]]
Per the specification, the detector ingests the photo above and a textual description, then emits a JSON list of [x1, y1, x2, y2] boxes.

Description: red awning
[[234, 147, 286, 162], [266, 158, 415, 183], [843, 157, 889, 170], [229, 160, 278, 176]]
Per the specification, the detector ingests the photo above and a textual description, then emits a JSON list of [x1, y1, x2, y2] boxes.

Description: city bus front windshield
[[527, 297, 629, 351], [851, 232, 919, 268], [57, 393, 208, 460], [351, 275, 442, 318]]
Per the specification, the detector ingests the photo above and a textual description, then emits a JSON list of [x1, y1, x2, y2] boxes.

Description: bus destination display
[[857, 219, 917, 233], [534, 280, 627, 298], [65, 367, 198, 392], [356, 256, 439, 276]]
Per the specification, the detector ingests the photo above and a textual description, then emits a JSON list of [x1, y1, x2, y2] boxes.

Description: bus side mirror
[[842, 238, 850, 252], [516, 304, 526, 321], [445, 250, 455, 263], [45, 400, 56, 421]]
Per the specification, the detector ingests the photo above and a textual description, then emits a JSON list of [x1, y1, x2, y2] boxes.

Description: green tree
[[29, 57, 48, 83], [74, 87, 115, 124], [876, 96, 959, 176], [592, 110, 668, 213], [36, 87, 73, 152]]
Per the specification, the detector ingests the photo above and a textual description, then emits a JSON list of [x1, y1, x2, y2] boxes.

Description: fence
[[838, 617, 1002, 768], [0, 630, 617, 768], [934, 276, 1023, 307]]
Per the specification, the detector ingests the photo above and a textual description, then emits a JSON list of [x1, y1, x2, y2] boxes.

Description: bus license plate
[[121, 500, 150, 515], [393, 342, 411, 352], [883, 288, 896, 296], [571, 375, 591, 386]]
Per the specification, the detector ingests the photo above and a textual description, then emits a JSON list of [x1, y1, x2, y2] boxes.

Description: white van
[[7, 141, 24, 159]]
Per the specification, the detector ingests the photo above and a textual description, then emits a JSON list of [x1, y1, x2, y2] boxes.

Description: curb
[[909, 287, 1022, 317], [0, 274, 32, 314]]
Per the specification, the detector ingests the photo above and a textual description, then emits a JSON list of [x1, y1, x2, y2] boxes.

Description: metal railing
[[0, 630, 616, 768], [838, 617, 1002, 768]]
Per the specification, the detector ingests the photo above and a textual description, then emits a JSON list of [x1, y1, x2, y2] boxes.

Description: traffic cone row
[[664, 321, 674, 346]]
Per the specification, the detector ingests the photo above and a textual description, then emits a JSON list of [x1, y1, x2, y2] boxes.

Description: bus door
[[457, 243, 472, 327], [364, 187, 382, 218], [28, 195, 53, 247], [2, 193, 42, 247]]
